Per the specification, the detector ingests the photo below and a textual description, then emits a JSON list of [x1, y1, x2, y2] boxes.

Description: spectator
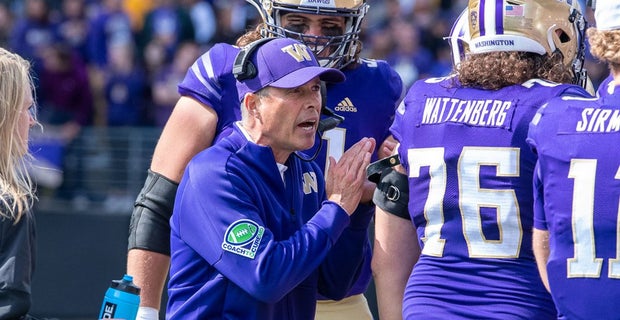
[[181, 0, 217, 48], [104, 41, 147, 126], [137, 0, 194, 65], [85, 0, 132, 126], [0, 3, 14, 48], [57, 0, 90, 61], [0, 47, 39, 320], [86, 0, 132, 68], [211, 0, 257, 44], [123, 0, 152, 33], [34, 43, 93, 201], [36, 43, 93, 131], [150, 41, 200, 127], [385, 19, 434, 88], [9, 0, 60, 63]]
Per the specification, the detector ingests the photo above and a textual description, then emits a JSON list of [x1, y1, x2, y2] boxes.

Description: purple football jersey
[[597, 74, 615, 97], [177, 43, 242, 143], [527, 83, 620, 320], [391, 76, 589, 319], [308, 58, 403, 296], [304, 58, 402, 167]]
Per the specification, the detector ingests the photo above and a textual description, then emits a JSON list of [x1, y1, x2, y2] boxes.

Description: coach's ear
[[241, 91, 260, 120]]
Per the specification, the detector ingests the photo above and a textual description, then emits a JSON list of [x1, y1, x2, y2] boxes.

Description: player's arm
[[150, 96, 218, 181], [532, 228, 551, 293], [378, 135, 398, 160], [531, 160, 551, 293], [127, 96, 218, 314], [372, 201, 419, 320]]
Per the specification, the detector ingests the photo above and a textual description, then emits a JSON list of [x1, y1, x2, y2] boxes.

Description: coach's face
[[245, 77, 322, 163]]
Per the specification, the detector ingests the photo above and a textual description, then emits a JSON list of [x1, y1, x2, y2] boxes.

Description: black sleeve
[[0, 209, 35, 319]]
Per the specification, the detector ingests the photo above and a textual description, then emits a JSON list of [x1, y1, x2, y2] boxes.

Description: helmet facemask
[[246, 0, 368, 69], [445, 8, 471, 67]]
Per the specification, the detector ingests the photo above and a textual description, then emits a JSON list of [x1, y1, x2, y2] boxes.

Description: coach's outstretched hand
[[326, 137, 376, 215]]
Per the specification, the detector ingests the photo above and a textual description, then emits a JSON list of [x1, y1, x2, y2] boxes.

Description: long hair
[[236, 24, 265, 47], [457, 51, 574, 90], [587, 28, 620, 71], [0, 48, 36, 222]]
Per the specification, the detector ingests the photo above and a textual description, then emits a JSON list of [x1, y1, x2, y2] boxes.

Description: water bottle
[[99, 274, 141, 319]]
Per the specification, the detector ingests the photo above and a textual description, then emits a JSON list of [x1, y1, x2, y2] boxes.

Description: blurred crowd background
[[0, 0, 609, 213]]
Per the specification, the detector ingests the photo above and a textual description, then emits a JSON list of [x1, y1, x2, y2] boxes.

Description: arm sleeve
[[0, 211, 35, 320], [127, 170, 179, 255]]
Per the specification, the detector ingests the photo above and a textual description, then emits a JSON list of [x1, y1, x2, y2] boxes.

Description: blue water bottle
[[99, 274, 141, 319]]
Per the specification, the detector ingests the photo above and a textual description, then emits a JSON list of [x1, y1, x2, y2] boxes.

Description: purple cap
[[236, 38, 345, 101]]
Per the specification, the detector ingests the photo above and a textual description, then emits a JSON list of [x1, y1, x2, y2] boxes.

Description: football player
[[528, 0, 620, 318], [126, 1, 403, 319], [372, 0, 592, 318]]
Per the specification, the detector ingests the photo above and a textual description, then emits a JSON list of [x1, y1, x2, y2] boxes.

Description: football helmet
[[246, 0, 369, 69], [446, 8, 470, 67], [467, 0, 587, 85]]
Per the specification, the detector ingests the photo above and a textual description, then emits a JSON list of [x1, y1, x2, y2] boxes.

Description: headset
[[233, 38, 273, 81], [233, 38, 345, 162]]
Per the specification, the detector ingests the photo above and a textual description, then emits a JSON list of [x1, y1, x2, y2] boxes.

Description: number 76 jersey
[[391, 76, 590, 319], [527, 83, 620, 320]]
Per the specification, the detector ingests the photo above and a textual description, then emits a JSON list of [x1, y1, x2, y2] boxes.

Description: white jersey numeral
[[321, 128, 346, 178], [567, 159, 620, 279], [407, 147, 523, 258], [408, 148, 446, 257]]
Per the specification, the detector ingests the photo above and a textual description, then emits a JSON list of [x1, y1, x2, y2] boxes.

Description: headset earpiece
[[233, 38, 274, 81], [320, 81, 327, 110]]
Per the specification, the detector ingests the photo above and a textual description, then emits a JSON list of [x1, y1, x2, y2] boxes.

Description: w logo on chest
[[302, 172, 318, 195]]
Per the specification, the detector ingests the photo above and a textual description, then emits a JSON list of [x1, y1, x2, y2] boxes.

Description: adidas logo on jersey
[[334, 98, 357, 112]]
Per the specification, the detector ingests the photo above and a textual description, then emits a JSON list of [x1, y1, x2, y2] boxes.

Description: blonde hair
[[587, 28, 620, 71], [0, 48, 36, 222]]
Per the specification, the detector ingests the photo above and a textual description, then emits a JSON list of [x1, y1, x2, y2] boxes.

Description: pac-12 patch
[[222, 219, 264, 259]]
